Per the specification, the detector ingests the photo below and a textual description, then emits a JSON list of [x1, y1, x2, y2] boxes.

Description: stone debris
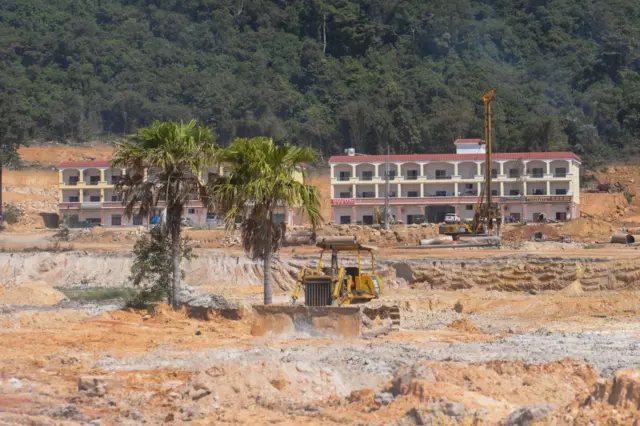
[[78, 376, 109, 397], [179, 286, 234, 309], [503, 404, 554, 426]]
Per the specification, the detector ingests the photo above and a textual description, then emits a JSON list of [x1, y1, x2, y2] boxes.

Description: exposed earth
[[0, 144, 639, 425]]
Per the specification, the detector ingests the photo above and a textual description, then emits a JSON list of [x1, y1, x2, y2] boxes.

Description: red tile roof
[[58, 160, 112, 168], [329, 152, 581, 163], [454, 138, 484, 144]]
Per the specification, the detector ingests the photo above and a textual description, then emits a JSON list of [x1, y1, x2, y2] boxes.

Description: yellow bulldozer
[[290, 236, 383, 306], [251, 236, 400, 338]]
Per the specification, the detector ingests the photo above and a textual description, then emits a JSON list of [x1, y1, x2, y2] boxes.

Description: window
[[68, 176, 79, 185], [387, 170, 396, 180], [435, 170, 448, 180], [533, 189, 545, 195], [86, 218, 101, 225], [509, 189, 520, 196], [360, 191, 375, 198], [555, 168, 567, 178], [509, 168, 520, 178], [555, 188, 567, 195], [340, 216, 351, 224], [191, 193, 199, 200], [491, 190, 498, 196], [273, 214, 285, 223], [89, 175, 100, 185], [406, 170, 418, 180], [188, 208, 196, 214], [435, 191, 447, 197], [339, 192, 351, 198], [407, 191, 418, 197], [531, 168, 544, 178], [361, 171, 373, 181], [89, 195, 100, 202], [235, 215, 243, 224], [464, 184, 473, 189], [111, 195, 122, 202], [111, 215, 121, 226], [491, 168, 498, 178], [69, 196, 79, 202], [466, 205, 473, 210], [510, 213, 521, 222], [207, 172, 219, 181], [362, 215, 374, 225], [133, 215, 143, 226], [556, 212, 567, 221], [389, 191, 397, 198], [339, 171, 351, 181], [111, 176, 121, 185]]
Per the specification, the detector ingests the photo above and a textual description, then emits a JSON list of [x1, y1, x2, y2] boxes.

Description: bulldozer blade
[[251, 305, 362, 338]]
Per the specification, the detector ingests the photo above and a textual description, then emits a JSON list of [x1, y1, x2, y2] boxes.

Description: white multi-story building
[[329, 139, 581, 225], [57, 160, 303, 227]]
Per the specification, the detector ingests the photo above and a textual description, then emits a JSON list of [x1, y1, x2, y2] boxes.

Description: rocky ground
[[0, 281, 638, 425]]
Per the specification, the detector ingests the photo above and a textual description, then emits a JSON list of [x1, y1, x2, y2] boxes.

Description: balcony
[[434, 175, 452, 180], [337, 176, 351, 182], [405, 175, 419, 181]]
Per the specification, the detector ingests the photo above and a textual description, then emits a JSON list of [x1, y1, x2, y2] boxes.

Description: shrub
[[3, 203, 24, 225], [127, 226, 195, 307], [624, 191, 633, 204]]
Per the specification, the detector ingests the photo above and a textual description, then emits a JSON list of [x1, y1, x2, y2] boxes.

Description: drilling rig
[[440, 88, 502, 238]]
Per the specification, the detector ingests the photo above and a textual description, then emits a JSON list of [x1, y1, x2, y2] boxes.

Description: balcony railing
[[554, 172, 567, 178], [338, 176, 351, 181], [87, 181, 100, 186], [66, 181, 78, 186], [434, 175, 452, 180], [360, 175, 374, 181], [405, 175, 419, 181], [528, 173, 544, 179]]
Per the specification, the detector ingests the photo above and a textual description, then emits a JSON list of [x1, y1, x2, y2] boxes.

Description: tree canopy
[[2, 0, 640, 167]]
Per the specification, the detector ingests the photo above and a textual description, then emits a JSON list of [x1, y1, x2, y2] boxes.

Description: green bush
[[624, 192, 633, 204], [2, 203, 24, 225], [127, 226, 195, 307]]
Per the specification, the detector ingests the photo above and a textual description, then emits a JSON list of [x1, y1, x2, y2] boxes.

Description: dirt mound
[[500, 224, 561, 244], [0, 281, 66, 306], [18, 143, 116, 166], [542, 368, 640, 425], [558, 217, 617, 241], [447, 318, 482, 334], [318, 224, 439, 247]]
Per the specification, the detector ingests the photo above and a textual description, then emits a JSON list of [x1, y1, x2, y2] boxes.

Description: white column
[[476, 162, 482, 176], [375, 184, 379, 198], [396, 163, 403, 178], [500, 182, 504, 196], [454, 182, 459, 196], [523, 181, 528, 196], [453, 162, 459, 176], [499, 162, 504, 175], [546, 181, 551, 195], [477, 182, 482, 194], [375, 164, 379, 179], [330, 164, 335, 179], [398, 183, 402, 197], [79, 169, 85, 183], [351, 164, 356, 179], [546, 161, 551, 175], [352, 184, 356, 198], [420, 183, 424, 198]]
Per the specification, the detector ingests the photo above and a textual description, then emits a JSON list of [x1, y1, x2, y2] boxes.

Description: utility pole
[[384, 143, 390, 230]]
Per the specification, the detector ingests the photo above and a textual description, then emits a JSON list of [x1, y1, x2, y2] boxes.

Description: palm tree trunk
[[263, 248, 273, 305], [171, 219, 182, 309]]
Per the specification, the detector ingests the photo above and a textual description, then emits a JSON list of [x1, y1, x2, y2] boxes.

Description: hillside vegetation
[[2, 0, 640, 166]]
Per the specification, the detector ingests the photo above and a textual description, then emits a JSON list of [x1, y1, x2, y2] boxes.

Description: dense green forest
[[2, 0, 640, 167]]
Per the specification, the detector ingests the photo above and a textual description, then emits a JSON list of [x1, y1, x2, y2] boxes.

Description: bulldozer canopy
[[315, 241, 377, 252]]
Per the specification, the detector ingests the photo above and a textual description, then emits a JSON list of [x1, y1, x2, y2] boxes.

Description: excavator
[[440, 88, 502, 239]]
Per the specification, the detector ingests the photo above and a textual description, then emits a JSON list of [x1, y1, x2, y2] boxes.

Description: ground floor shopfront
[[331, 196, 579, 225]]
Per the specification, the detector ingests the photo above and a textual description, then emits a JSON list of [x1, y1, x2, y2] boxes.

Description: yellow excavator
[[440, 88, 502, 238]]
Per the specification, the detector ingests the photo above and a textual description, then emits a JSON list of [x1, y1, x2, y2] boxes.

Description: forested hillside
[[2, 0, 640, 166]]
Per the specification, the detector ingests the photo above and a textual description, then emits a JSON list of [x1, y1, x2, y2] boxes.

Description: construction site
[[0, 137, 639, 426]]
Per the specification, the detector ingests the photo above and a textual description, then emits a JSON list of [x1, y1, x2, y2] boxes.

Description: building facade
[[329, 139, 581, 225], [57, 160, 303, 228]]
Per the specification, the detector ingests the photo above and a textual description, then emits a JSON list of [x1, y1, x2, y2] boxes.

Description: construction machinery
[[251, 236, 400, 338], [440, 88, 502, 239], [290, 236, 383, 306]]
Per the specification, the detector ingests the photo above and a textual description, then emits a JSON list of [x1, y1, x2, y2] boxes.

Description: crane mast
[[471, 88, 501, 234]]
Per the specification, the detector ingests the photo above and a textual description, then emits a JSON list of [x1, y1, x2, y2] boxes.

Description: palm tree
[[212, 137, 321, 305], [112, 120, 217, 308]]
